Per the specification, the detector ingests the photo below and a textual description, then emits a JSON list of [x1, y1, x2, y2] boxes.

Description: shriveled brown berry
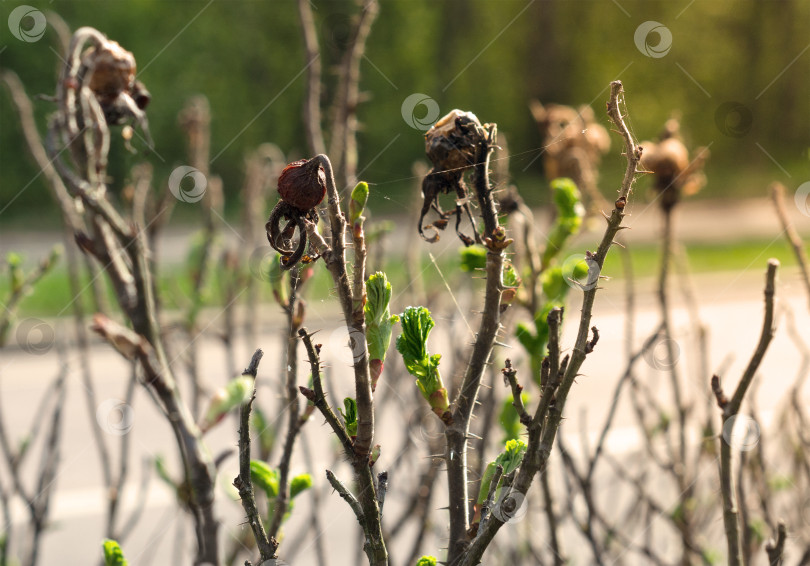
[[277, 158, 327, 210], [424, 109, 483, 171], [84, 40, 136, 107]]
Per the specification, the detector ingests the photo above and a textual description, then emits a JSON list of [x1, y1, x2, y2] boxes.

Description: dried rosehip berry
[[424, 109, 483, 171], [84, 40, 137, 107], [277, 158, 327, 211]]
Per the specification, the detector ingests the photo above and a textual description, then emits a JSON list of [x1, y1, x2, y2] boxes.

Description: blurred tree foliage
[[1, 0, 808, 222]]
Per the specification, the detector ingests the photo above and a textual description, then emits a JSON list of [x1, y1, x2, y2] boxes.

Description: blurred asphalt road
[[2, 197, 809, 268]]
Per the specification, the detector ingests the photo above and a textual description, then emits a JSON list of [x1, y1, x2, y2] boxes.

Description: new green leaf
[[200, 375, 254, 432], [250, 460, 280, 499], [541, 178, 584, 268], [102, 539, 128, 566], [338, 397, 358, 437], [349, 181, 369, 223], [396, 306, 449, 417], [495, 439, 527, 475], [365, 272, 399, 390], [500, 394, 529, 443], [477, 440, 527, 505], [290, 473, 313, 499]]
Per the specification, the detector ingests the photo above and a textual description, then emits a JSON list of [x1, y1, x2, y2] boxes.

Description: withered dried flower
[[266, 158, 326, 270], [278, 159, 327, 210], [419, 109, 493, 246], [82, 38, 151, 131], [640, 118, 709, 211], [529, 101, 611, 214]]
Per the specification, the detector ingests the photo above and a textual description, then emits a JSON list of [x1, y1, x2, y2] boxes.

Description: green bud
[[199, 375, 254, 432], [290, 473, 313, 498], [365, 272, 399, 390], [495, 439, 527, 475], [370, 444, 381, 466], [250, 460, 280, 499], [477, 461, 499, 506], [396, 306, 449, 418], [102, 539, 128, 566], [6, 252, 22, 268], [338, 397, 358, 437], [416, 557, 437, 566], [477, 439, 527, 505], [349, 181, 369, 224], [541, 178, 584, 268], [551, 177, 584, 219]]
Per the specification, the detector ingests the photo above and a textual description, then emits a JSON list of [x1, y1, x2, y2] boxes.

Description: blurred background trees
[[1, 0, 808, 222]]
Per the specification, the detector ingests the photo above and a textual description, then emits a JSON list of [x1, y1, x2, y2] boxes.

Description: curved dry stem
[[458, 80, 640, 566], [716, 259, 779, 566]]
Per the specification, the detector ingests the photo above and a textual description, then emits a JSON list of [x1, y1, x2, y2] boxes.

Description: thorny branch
[[457, 80, 640, 566], [44, 27, 220, 564], [443, 117, 505, 564], [3, 50, 150, 547], [233, 349, 279, 564], [328, 0, 380, 188], [770, 182, 810, 311], [298, 153, 386, 565], [296, 0, 325, 156], [0, 363, 67, 566], [714, 258, 779, 566]]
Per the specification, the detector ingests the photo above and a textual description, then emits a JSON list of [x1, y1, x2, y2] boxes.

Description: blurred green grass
[[1, 236, 800, 319]]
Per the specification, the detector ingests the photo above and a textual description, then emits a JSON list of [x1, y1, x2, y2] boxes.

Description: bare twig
[[0, 362, 68, 566], [326, 469, 365, 526], [233, 349, 278, 563], [715, 259, 779, 566], [328, 0, 380, 188], [297, 0, 326, 156], [764, 520, 786, 566], [445, 122, 505, 563], [298, 152, 386, 564], [458, 80, 640, 566], [502, 359, 530, 426], [770, 182, 810, 311], [298, 328, 354, 453], [266, 269, 306, 540], [43, 28, 222, 562]]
